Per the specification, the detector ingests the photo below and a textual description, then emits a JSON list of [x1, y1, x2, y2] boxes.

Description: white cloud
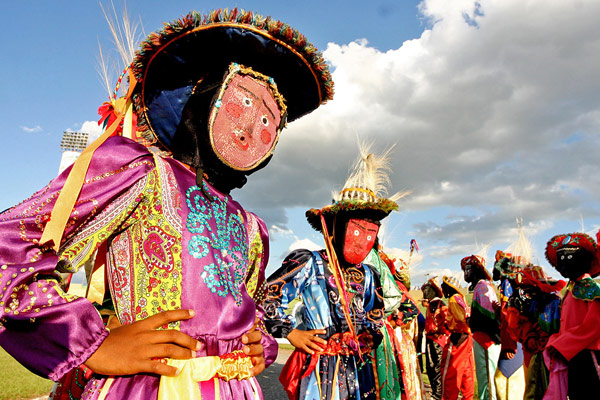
[[288, 238, 321, 252], [270, 225, 294, 237], [237, 0, 600, 280], [80, 120, 103, 141], [21, 125, 42, 133]]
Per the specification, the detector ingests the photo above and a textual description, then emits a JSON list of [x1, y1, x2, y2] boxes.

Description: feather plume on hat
[[494, 218, 533, 279], [334, 142, 404, 204], [306, 141, 409, 231]]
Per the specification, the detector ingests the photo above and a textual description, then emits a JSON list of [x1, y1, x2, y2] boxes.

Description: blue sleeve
[[263, 249, 313, 337]]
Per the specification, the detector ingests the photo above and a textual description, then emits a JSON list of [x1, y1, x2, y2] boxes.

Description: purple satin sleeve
[[256, 304, 278, 367], [0, 136, 154, 380]]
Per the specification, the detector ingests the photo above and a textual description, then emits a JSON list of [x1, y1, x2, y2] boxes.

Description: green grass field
[[0, 347, 53, 400]]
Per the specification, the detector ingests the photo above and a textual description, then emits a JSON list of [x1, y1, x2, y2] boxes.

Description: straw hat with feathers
[[306, 141, 408, 232]]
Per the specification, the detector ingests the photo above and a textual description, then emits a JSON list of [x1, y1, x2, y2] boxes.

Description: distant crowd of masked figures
[[264, 231, 600, 400]]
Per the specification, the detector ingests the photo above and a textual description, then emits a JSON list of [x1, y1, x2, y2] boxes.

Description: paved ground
[[33, 347, 430, 400], [257, 347, 292, 400]]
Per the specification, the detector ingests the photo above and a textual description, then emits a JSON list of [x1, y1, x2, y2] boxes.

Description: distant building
[[58, 131, 90, 174], [57, 131, 98, 287]]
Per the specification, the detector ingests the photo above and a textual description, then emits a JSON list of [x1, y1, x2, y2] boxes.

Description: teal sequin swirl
[[186, 183, 248, 306]]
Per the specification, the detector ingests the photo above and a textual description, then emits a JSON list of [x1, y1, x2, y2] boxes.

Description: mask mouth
[[231, 129, 250, 150]]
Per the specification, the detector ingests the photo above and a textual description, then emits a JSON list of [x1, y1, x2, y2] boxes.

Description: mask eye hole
[[243, 97, 253, 107], [261, 116, 269, 126], [354, 229, 360, 236], [367, 235, 372, 241]]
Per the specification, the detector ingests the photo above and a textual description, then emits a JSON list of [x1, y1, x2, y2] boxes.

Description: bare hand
[[501, 349, 516, 360], [547, 346, 566, 362], [85, 309, 199, 377], [242, 318, 265, 376], [286, 329, 327, 355], [492, 300, 501, 313]]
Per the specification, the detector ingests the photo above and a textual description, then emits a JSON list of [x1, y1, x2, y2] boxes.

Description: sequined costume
[[264, 249, 385, 400], [0, 137, 278, 399]]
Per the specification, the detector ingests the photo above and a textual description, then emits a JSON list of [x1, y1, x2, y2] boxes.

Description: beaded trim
[[185, 183, 248, 306]]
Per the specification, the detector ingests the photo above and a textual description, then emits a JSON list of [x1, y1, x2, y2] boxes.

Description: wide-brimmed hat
[[545, 232, 600, 277], [306, 143, 405, 232], [461, 254, 492, 281], [442, 275, 462, 294], [38, 9, 334, 251], [130, 8, 334, 149], [422, 276, 443, 298]]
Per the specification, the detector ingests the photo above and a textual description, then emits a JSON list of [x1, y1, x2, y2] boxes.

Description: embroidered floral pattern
[[103, 156, 183, 326], [186, 183, 248, 306], [571, 277, 600, 301], [119, 158, 183, 325], [245, 214, 264, 300]]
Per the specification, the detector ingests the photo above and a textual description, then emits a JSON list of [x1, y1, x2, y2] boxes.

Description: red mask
[[209, 73, 282, 171], [341, 219, 380, 264]]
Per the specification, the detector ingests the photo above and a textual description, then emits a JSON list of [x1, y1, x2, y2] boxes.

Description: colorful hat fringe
[[545, 232, 600, 276], [131, 8, 334, 147]]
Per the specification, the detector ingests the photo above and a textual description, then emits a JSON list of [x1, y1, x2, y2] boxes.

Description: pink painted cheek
[[261, 129, 272, 145], [225, 102, 242, 118]]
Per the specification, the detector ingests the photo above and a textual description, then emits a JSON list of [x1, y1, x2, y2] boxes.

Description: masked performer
[[264, 146, 402, 400], [363, 246, 404, 400], [391, 261, 425, 400], [0, 8, 333, 400], [544, 233, 600, 400], [490, 251, 525, 400], [496, 260, 564, 400], [461, 254, 500, 400], [421, 276, 449, 400], [440, 276, 474, 400]]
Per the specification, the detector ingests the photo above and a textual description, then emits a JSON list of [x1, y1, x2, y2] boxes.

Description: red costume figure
[[544, 233, 600, 400], [494, 252, 565, 400], [440, 276, 475, 400], [421, 276, 449, 400]]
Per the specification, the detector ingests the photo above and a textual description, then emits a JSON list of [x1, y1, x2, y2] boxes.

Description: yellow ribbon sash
[[157, 351, 253, 400]]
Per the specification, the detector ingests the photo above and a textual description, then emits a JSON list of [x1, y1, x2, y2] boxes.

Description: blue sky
[[2, 1, 600, 286]]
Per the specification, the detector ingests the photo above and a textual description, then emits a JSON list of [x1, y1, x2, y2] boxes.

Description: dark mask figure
[[555, 246, 593, 281]]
